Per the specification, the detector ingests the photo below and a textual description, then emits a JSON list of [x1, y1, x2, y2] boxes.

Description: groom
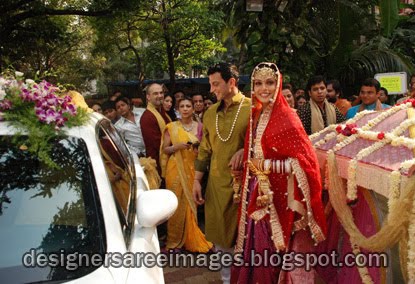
[[193, 62, 251, 284]]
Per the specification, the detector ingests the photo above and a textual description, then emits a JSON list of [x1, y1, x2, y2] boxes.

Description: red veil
[[236, 63, 326, 251]]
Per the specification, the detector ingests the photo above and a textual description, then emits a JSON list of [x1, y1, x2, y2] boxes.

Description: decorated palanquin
[[310, 100, 415, 284]]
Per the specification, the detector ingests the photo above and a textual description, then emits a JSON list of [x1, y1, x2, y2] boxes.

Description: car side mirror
[[136, 189, 177, 228]]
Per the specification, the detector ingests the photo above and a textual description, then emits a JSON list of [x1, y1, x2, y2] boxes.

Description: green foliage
[[380, 0, 399, 37], [221, 0, 321, 88], [220, 0, 415, 94]]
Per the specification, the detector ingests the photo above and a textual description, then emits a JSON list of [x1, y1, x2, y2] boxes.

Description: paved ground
[[163, 265, 222, 284], [162, 202, 222, 283]]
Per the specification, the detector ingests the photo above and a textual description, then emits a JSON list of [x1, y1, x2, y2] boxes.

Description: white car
[[0, 113, 177, 283]]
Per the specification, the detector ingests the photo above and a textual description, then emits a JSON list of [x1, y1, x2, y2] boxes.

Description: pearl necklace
[[181, 121, 194, 132], [215, 96, 245, 142]]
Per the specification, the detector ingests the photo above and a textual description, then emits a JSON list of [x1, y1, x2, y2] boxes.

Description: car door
[[96, 119, 173, 283], [97, 119, 136, 246]]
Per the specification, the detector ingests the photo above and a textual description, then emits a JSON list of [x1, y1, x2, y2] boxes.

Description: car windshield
[[0, 136, 106, 283]]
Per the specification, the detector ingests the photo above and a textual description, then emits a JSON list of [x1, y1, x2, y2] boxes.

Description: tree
[[220, 0, 415, 95], [220, 0, 328, 89], [0, 0, 137, 39], [327, 0, 415, 96], [140, 0, 225, 89], [92, 0, 225, 91], [0, 0, 141, 92]]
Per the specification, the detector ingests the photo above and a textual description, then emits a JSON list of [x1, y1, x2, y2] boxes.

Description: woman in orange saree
[[160, 97, 213, 252]]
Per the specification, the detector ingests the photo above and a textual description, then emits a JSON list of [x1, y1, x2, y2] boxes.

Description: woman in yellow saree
[[161, 97, 213, 252]]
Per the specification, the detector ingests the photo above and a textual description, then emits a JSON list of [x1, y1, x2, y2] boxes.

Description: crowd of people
[[88, 64, 415, 284]]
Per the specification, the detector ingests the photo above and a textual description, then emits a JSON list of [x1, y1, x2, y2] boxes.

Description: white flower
[[0, 89, 5, 101], [25, 79, 35, 85], [15, 71, 24, 77]]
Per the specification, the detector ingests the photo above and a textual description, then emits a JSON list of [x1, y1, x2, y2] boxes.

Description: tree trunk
[[161, 0, 176, 91]]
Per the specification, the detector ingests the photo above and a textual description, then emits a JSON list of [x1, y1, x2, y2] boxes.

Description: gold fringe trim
[[291, 158, 326, 243], [250, 208, 268, 221], [247, 160, 286, 251], [293, 217, 308, 231], [268, 202, 286, 251], [287, 173, 306, 217]]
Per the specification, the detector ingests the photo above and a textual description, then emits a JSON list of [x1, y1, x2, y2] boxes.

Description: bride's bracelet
[[259, 158, 291, 174]]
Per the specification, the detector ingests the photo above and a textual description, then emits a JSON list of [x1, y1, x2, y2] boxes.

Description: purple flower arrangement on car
[[0, 71, 88, 167]]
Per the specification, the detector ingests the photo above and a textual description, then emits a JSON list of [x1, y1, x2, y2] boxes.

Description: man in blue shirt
[[346, 78, 390, 119]]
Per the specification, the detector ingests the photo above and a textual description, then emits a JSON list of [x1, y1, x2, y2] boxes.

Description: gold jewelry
[[247, 160, 272, 207], [252, 66, 278, 81], [232, 173, 241, 203]]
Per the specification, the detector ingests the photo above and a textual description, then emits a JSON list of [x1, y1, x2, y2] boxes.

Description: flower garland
[[407, 195, 415, 281], [314, 102, 412, 152], [0, 71, 88, 168], [309, 109, 373, 142], [313, 101, 415, 281], [388, 159, 415, 281], [387, 170, 401, 221], [352, 244, 374, 284], [346, 117, 415, 200], [312, 101, 415, 201]]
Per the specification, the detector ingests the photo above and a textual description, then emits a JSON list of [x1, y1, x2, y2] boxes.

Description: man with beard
[[326, 79, 351, 116]]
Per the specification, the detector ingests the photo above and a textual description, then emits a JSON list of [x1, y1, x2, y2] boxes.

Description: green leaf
[[290, 34, 305, 48], [379, 0, 399, 37], [246, 31, 261, 45]]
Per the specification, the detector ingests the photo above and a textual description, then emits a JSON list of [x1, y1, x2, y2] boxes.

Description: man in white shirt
[[114, 96, 146, 157]]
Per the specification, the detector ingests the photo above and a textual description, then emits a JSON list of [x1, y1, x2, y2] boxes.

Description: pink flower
[[63, 95, 72, 103], [0, 99, 12, 110], [36, 99, 49, 109], [35, 109, 47, 122], [20, 88, 32, 101], [62, 102, 77, 115], [55, 115, 68, 127], [43, 109, 60, 124], [44, 94, 59, 106]]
